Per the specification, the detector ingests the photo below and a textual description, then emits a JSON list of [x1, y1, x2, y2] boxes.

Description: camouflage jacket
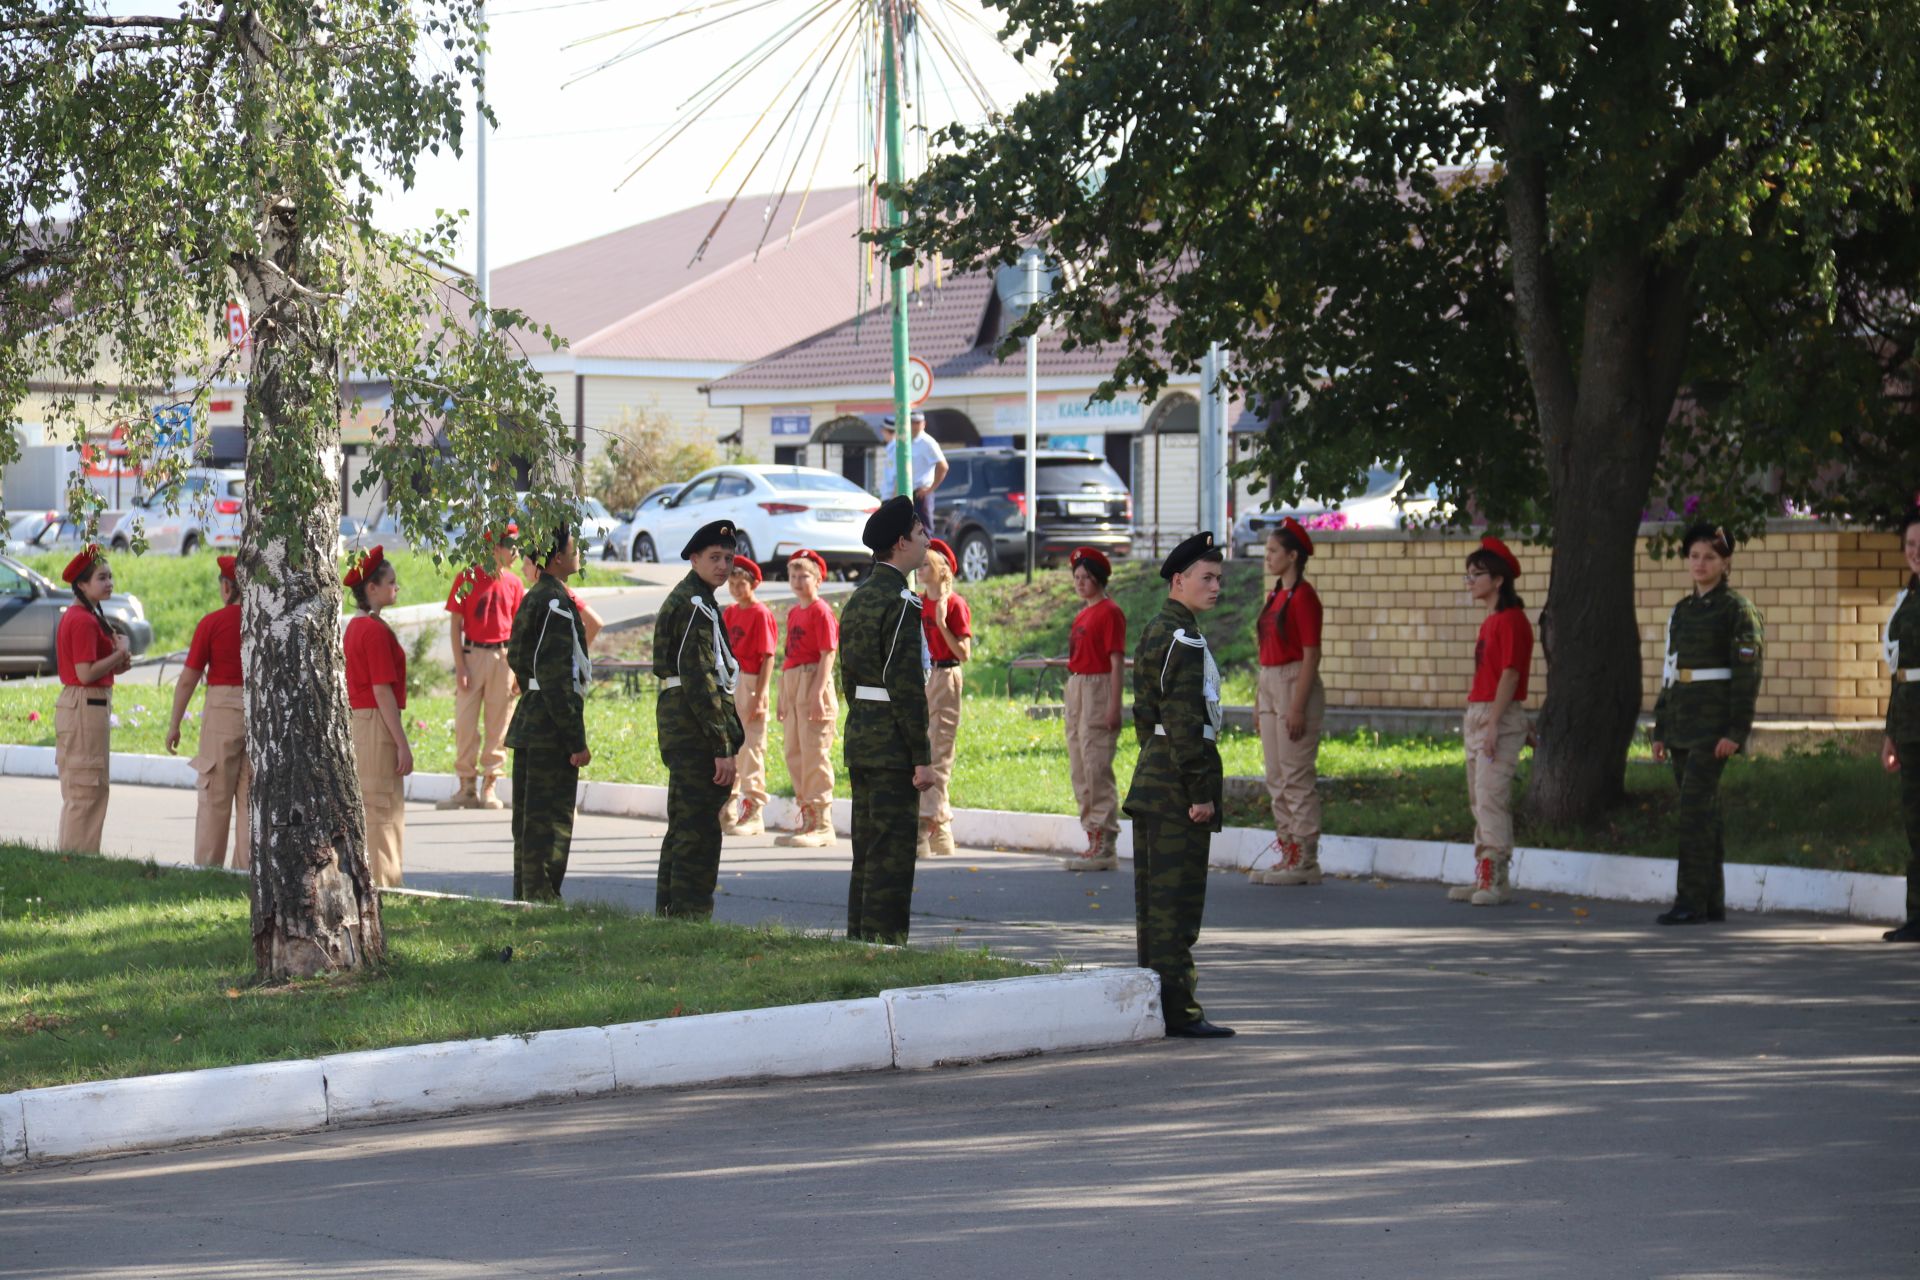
[[1652, 582, 1764, 750], [653, 570, 745, 761], [1123, 598, 1223, 830], [839, 560, 931, 769], [1885, 583, 1920, 745], [504, 572, 589, 754]]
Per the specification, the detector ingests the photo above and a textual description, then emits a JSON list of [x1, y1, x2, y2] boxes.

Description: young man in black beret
[[1124, 530, 1234, 1037], [840, 495, 935, 941], [652, 519, 747, 919]]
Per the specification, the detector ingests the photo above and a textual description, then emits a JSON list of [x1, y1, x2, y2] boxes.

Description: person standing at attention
[[917, 537, 971, 859], [1446, 536, 1533, 908], [840, 496, 934, 942], [165, 554, 250, 869], [342, 546, 411, 888], [439, 524, 526, 812], [721, 554, 776, 837], [1250, 518, 1327, 888], [505, 527, 591, 902], [1061, 546, 1126, 872], [1651, 523, 1764, 926], [1879, 506, 1920, 944], [652, 520, 746, 919], [774, 548, 840, 849], [1125, 531, 1234, 1039], [55, 545, 131, 853]]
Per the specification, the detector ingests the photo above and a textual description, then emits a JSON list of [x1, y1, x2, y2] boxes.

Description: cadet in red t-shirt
[[438, 526, 527, 812], [165, 555, 250, 869], [1061, 546, 1127, 870], [54, 545, 131, 853], [916, 539, 972, 858], [1448, 535, 1534, 907], [342, 546, 411, 887], [721, 555, 777, 835], [1251, 517, 1328, 888], [774, 549, 840, 847]]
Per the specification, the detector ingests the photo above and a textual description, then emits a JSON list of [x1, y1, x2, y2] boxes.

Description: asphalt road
[[1, 777, 1916, 1279]]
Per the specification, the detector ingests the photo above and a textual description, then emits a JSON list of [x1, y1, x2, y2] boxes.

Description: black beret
[[681, 520, 739, 560], [862, 495, 918, 554], [1160, 530, 1222, 580], [1680, 521, 1736, 557]]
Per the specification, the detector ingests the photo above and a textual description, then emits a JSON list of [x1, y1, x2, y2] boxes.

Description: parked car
[[574, 496, 619, 560], [0, 552, 153, 675], [623, 467, 878, 574], [604, 484, 683, 560], [111, 467, 245, 556], [1230, 465, 1443, 557], [932, 448, 1133, 582], [6, 512, 127, 558]]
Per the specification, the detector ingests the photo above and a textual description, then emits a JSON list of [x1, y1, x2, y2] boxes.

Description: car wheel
[[732, 531, 755, 566], [957, 531, 992, 583], [601, 539, 617, 561], [181, 534, 199, 556], [110, 536, 129, 552], [636, 533, 657, 563]]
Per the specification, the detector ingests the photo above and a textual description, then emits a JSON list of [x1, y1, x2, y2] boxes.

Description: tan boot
[[1255, 839, 1323, 886], [916, 821, 934, 860], [929, 820, 956, 857], [720, 799, 746, 836], [785, 804, 834, 848], [1063, 829, 1118, 871], [435, 778, 477, 811], [1471, 851, 1514, 906], [477, 775, 505, 811], [734, 802, 764, 836], [774, 804, 810, 847], [1449, 856, 1493, 902]]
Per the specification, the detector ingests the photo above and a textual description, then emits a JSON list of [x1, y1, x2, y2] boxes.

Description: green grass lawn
[[0, 844, 1032, 1092], [20, 549, 628, 654]]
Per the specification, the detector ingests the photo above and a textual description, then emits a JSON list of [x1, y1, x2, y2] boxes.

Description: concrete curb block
[[0, 968, 1160, 1168], [3, 749, 1902, 923]]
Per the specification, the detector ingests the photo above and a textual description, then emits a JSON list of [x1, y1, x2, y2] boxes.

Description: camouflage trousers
[[659, 761, 729, 919], [848, 766, 918, 942], [1131, 811, 1213, 1029], [1900, 742, 1920, 921], [1669, 747, 1728, 913], [511, 745, 578, 902]]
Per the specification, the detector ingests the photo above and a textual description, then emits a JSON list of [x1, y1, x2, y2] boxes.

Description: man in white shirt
[[876, 410, 948, 534]]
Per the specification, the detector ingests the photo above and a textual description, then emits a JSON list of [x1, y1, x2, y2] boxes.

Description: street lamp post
[[1024, 247, 1040, 582]]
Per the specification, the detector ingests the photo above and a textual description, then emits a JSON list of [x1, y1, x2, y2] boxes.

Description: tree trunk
[[238, 196, 383, 980]]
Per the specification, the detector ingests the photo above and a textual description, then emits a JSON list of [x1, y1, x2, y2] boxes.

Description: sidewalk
[[1, 777, 1915, 1278]]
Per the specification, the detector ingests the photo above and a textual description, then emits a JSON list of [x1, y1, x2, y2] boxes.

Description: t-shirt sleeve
[[444, 570, 470, 616], [185, 613, 215, 672], [1295, 589, 1324, 649], [1495, 611, 1531, 674], [949, 596, 972, 639], [358, 623, 403, 689], [755, 607, 777, 658], [818, 604, 840, 652], [1101, 604, 1126, 656]]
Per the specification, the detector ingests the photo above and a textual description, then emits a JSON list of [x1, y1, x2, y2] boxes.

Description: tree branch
[[0, 14, 221, 35]]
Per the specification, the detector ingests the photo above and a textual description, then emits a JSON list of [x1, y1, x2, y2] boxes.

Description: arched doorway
[[923, 407, 981, 448], [809, 414, 885, 489]]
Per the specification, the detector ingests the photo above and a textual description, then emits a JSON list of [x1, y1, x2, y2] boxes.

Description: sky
[[378, 0, 1054, 270]]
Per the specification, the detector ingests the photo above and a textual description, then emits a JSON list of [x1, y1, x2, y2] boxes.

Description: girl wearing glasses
[[1448, 536, 1533, 907]]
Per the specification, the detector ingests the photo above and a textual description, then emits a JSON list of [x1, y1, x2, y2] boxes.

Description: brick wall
[[1304, 523, 1905, 721]]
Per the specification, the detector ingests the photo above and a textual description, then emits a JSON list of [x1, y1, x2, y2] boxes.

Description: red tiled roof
[[707, 268, 1143, 392], [490, 188, 868, 362]]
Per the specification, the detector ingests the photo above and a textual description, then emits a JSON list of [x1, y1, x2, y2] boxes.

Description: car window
[[767, 470, 867, 495], [713, 474, 754, 500], [0, 560, 31, 597], [224, 479, 245, 498], [674, 477, 718, 507], [1350, 467, 1401, 501], [1036, 460, 1127, 492], [579, 497, 611, 520], [942, 460, 972, 494]]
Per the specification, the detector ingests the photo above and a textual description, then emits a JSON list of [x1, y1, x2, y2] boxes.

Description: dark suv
[[932, 449, 1133, 582]]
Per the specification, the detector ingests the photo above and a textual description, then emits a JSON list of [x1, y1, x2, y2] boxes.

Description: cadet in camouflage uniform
[[1651, 523, 1764, 926], [653, 520, 747, 919], [1124, 532, 1234, 1039], [505, 528, 591, 902], [841, 495, 934, 942], [1880, 508, 1920, 943]]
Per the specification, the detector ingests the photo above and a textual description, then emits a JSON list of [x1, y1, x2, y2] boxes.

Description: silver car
[[111, 467, 246, 557], [0, 553, 154, 675]]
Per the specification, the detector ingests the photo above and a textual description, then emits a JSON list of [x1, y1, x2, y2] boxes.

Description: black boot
[[1657, 905, 1715, 926], [1166, 1019, 1236, 1039], [1883, 920, 1920, 943]]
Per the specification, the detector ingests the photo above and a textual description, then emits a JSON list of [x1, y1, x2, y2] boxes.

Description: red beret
[[60, 544, 103, 585], [1479, 535, 1522, 581], [1070, 545, 1110, 575], [483, 522, 519, 545], [731, 554, 762, 585], [926, 538, 957, 575], [1280, 517, 1313, 556], [343, 545, 385, 589], [216, 555, 237, 581], [788, 548, 827, 577]]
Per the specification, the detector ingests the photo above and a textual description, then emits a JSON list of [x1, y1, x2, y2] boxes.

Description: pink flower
[[26, 711, 39, 723]]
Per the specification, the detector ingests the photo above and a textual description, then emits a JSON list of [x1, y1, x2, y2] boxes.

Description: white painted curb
[[0, 967, 1162, 1168], [1, 748, 1902, 924]]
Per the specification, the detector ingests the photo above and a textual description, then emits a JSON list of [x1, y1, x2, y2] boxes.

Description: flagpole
[[884, 2, 912, 502]]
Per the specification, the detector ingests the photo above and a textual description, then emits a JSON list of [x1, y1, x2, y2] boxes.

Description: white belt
[[1153, 723, 1217, 741], [854, 685, 890, 702], [660, 676, 681, 689], [1673, 668, 1732, 684], [1898, 669, 1920, 684]]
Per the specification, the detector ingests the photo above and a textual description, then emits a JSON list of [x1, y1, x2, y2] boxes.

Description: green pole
[[884, 3, 912, 502]]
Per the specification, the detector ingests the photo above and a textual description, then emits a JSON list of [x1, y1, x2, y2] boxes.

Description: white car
[[604, 483, 683, 560], [625, 466, 879, 575], [111, 467, 245, 556], [1231, 465, 1444, 557]]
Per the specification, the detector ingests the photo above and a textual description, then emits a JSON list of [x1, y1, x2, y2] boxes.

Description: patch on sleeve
[[1735, 642, 1759, 664]]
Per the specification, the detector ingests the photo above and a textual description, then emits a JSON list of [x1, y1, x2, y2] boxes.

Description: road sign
[[225, 301, 248, 348], [153, 403, 194, 449], [907, 356, 934, 407]]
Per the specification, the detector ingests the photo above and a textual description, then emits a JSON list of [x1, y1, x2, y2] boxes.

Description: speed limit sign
[[907, 356, 934, 407]]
